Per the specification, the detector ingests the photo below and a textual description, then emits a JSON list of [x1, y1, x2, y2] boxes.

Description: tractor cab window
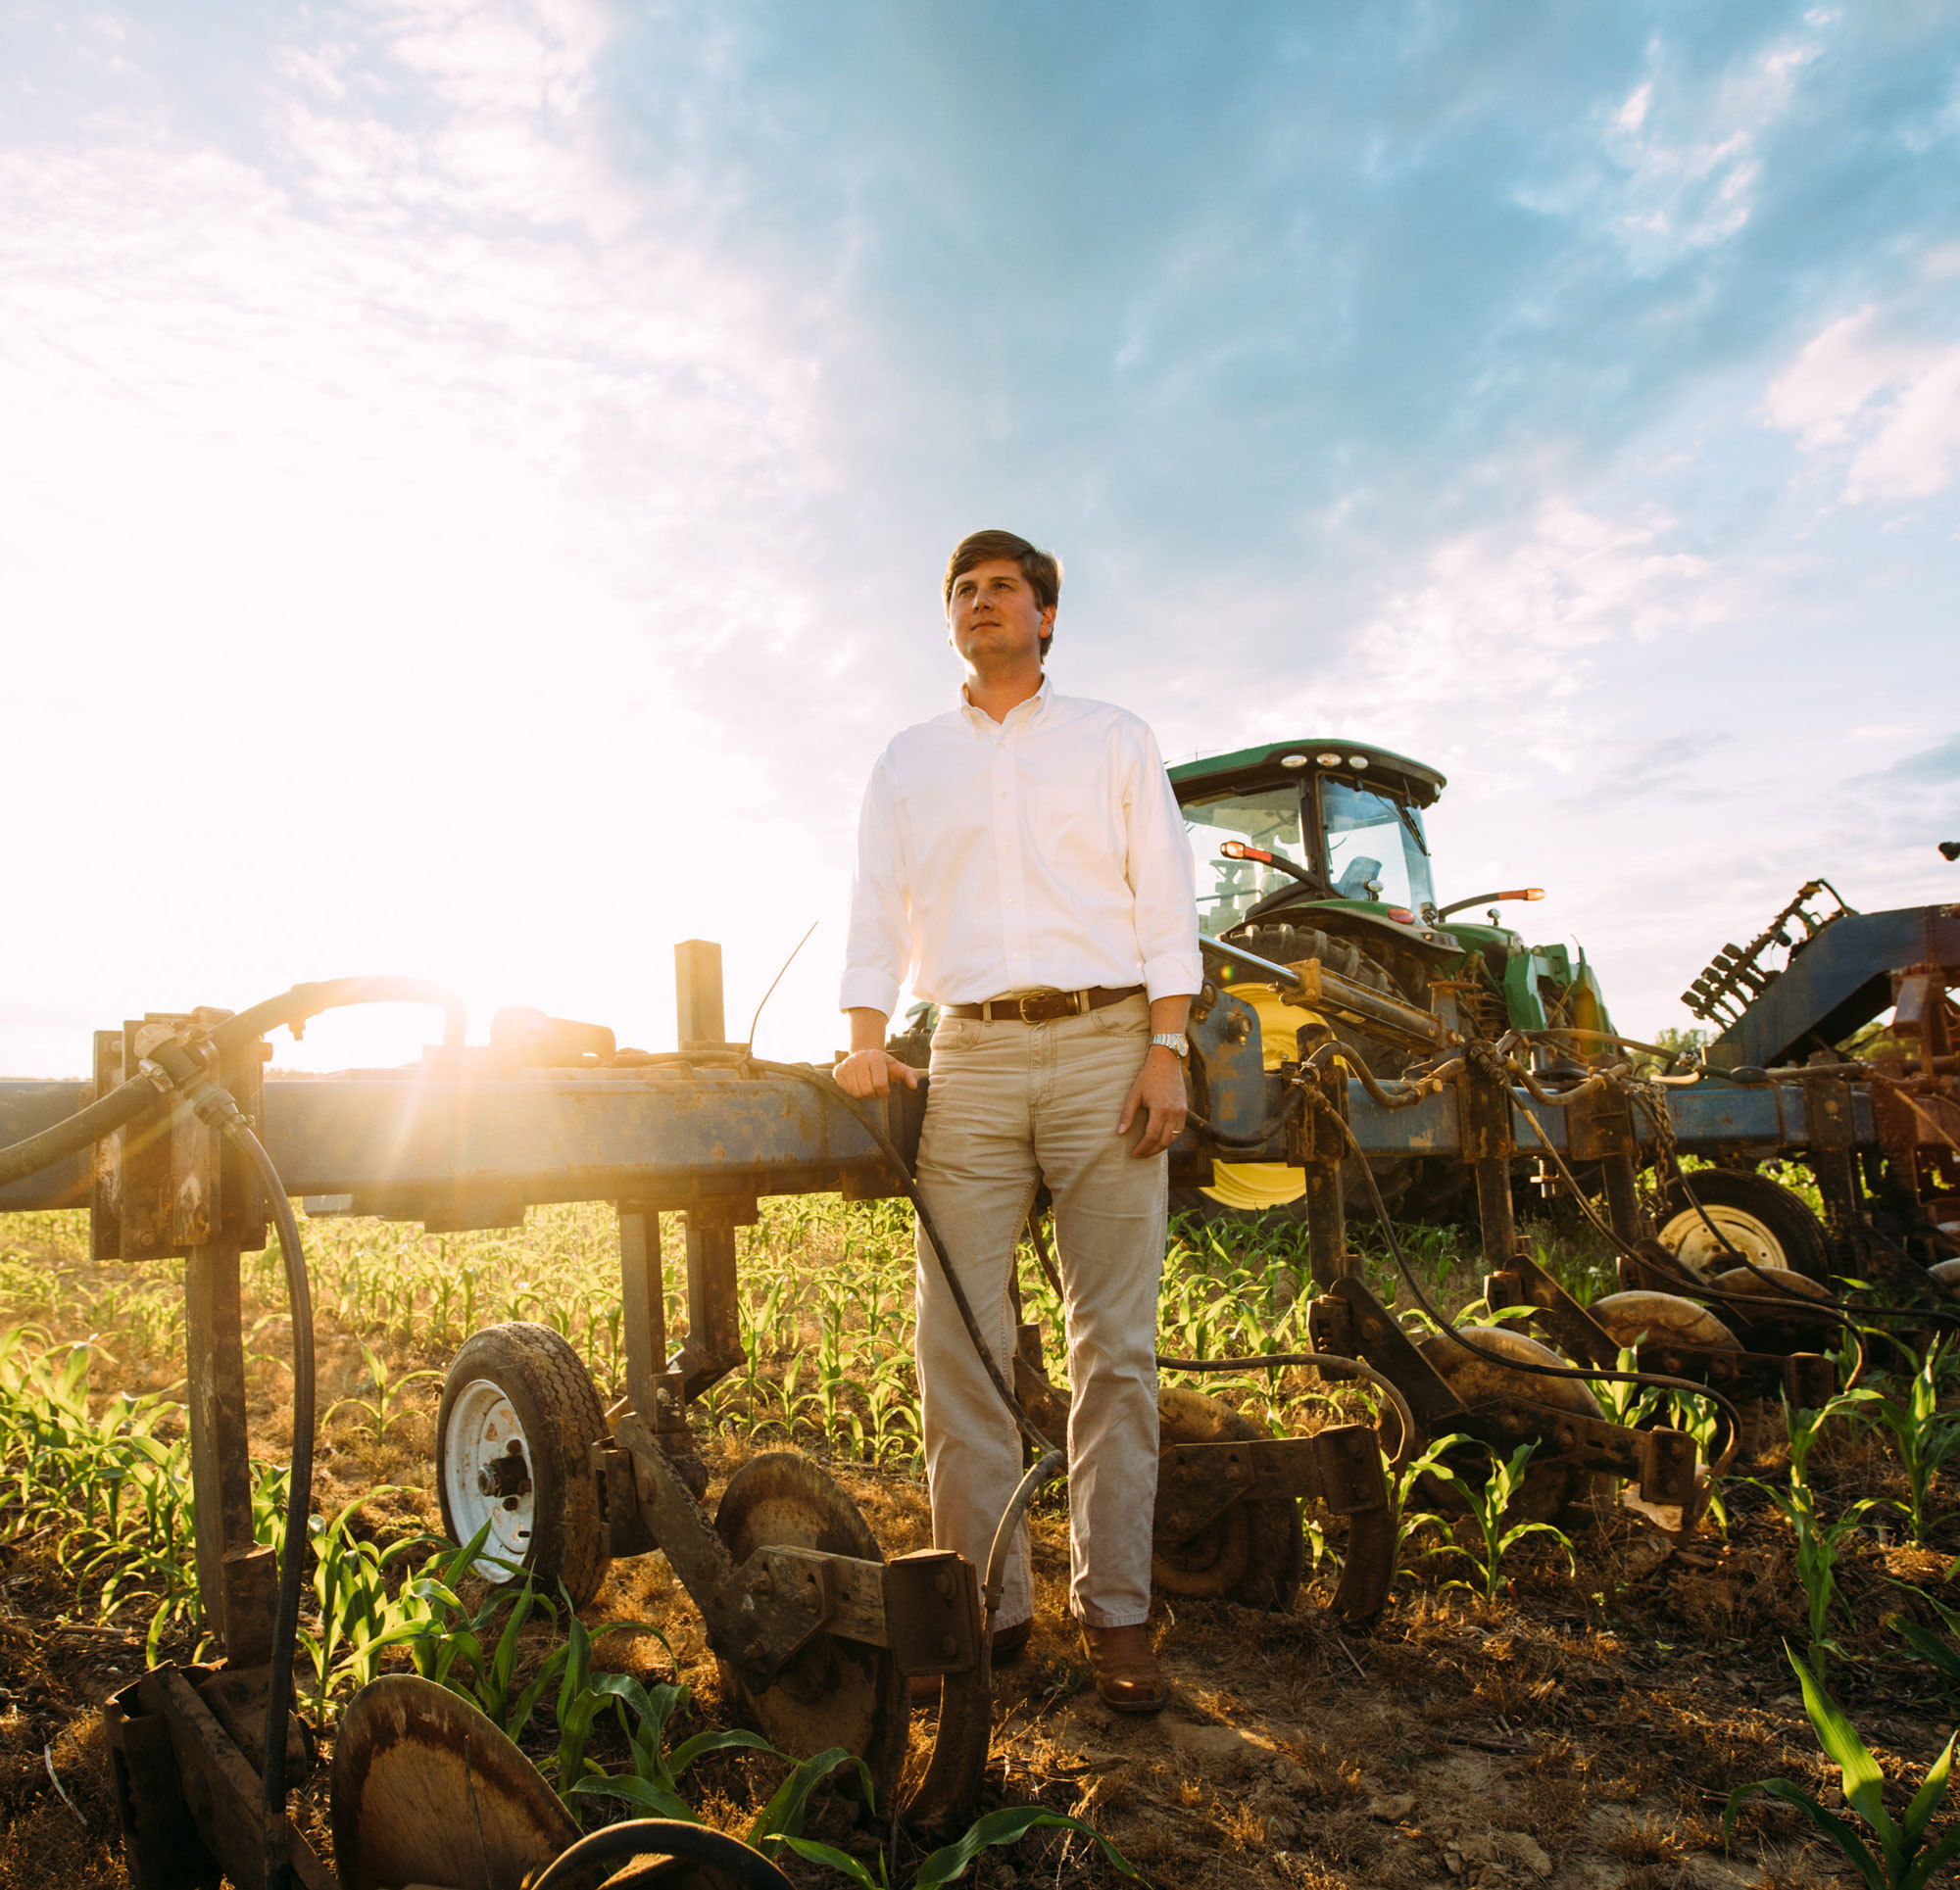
[[1320, 779, 1435, 911], [1181, 785, 1311, 937]]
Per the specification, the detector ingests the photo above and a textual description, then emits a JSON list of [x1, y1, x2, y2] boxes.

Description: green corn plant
[[393, 1523, 503, 1687], [1389, 1432, 1474, 1559], [1858, 1346, 1960, 1545], [1889, 1583, 1960, 1694], [1726, 1645, 1960, 1890], [443, 1575, 565, 1736], [1590, 1345, 1661, 1430], [568, 1670, 774, 1820], [1749, 1477, 1874, 1677], [295, 1492, 438, 1719], [384, 1528, 570, 1737], [1788, 1390, 1869, 1492], [323, 1342, 444, 1438], [1667, 1391, 1730, 1532], [548, 1602, 670, 1807], [1421, 1440, 1577, 1603], [784, 1795, 1138, 1888], [1752, 1395, 1879, 1675]]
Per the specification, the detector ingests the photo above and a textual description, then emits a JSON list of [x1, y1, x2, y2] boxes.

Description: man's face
[[946, 557, 1054, 671]]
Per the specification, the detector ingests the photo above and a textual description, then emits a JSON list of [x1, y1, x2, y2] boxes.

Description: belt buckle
[[1016, 988, 1061, 1024]]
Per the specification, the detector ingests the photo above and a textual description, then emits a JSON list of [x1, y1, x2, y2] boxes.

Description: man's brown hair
[[943, 529, 1062, 657]]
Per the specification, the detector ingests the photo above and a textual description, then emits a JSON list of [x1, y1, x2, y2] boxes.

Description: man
[[835, 528, 1200, 1713]]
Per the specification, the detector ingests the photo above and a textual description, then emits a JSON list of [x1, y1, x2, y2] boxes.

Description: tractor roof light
[[1348, 755, 1369, 768], [1279, 752, 1307, 768], [1315, 751, 1342, 766]]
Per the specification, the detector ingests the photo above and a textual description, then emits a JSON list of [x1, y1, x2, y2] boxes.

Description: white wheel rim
[[442, 1379, 537, 1580], [1657, 1203, 1784, 1281]]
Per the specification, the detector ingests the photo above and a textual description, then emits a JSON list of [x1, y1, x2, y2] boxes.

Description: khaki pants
[[913, 993, 1165, 1629]]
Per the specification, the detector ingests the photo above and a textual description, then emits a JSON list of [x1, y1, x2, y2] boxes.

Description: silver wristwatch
[[1150, 1031, 1190, 1057]]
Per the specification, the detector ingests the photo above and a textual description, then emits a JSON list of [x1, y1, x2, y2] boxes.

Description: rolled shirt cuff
[[838, 970, 903, 1018], [1142, 952, 1204, 1004]]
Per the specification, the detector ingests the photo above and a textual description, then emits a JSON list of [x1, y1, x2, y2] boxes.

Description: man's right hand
[[833, 1048, 923, 1098]]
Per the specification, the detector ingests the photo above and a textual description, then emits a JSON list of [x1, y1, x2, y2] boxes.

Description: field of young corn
[[4, 1187, 1960, 1890]]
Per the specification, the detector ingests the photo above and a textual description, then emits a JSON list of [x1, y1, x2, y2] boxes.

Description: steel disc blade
[[713, 1453, 907, 1807], [330, 1674, 576, 1890]]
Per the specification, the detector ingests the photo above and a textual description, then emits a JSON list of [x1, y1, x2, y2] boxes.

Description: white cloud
[[1337, 500, 1727, 755], [1764, 307, 1960, 502], [1593, 27, 1824, 268]]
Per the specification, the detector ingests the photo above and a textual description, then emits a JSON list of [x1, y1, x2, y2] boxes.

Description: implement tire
[[1655, 1170, 1831, 1285], [436, 1322, 612, 1606]]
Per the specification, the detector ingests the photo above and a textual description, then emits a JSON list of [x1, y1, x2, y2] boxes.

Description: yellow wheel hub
[[1201, 1160, 1307, 1211]]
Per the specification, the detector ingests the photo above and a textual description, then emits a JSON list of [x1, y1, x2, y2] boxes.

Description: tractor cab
[[1168, 740, 1616, 1221], [1172, 740, 1457, 970]]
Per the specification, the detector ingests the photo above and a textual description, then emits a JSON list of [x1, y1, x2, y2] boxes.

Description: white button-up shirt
[[840, 678, 1203, 1016]]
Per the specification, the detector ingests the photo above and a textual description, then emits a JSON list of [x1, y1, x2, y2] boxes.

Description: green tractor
[[1170, 738, 1615, 1223]]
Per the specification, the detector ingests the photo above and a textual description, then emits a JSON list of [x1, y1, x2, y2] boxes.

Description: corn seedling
[[1752, 1475, 1874, 1677], [784, 1798, 1138, 1888], [1751, 1396, 1880, 1674], [1590, 1346, 1660, 1430], [547, 1604, 671, 1808], [1856, 1346, 1960, 1545], [323, 1341, 444, 1438], [569, 1670, 774, 1820], [1889, 1582, 1960, 1695], [1420, 1440, 1577, 1602], [1725, 1644, 1960, 1890], [1389, 1432, 1473, 1560], [295, 1492, 437, 1720]]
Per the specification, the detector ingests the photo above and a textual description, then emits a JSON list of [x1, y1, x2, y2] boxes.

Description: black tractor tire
[[1177, 922, 1418, 1231], [1655, 1169, 1832, 1285], [436, 1322, 612, 1607]]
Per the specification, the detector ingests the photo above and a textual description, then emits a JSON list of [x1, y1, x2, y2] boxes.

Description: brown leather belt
[[944, 984, 1146, 1024]]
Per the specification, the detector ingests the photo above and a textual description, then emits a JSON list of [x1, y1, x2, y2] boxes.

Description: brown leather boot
[[1081, 1623, 1167, 1714]]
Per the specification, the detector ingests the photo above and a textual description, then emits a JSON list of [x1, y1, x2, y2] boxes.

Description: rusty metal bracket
[[1483, 1253, 1620, 1370], [1456, 1400, 1695, 1509], [750, 1547, 980, 1677], [1154, 1423, 1388, 1545], [879, 1550, 981, 1676], [592, 1442, 658, 1559], [1783, 1351, 1839, 1411], [614, 1413, 826, 1695], [1315, 1278, 1468, 1430], [106, 1665, 332, 1890]]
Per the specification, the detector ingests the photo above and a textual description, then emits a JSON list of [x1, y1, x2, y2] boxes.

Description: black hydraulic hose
[[0, 1070, 169, 1188], [1505, 1026, 1702, 1071], [0, 976, 466, 1193], [746, 1060, 1057, 1457], [531, 1820, 794, 1890], [203, 975, 467, 1059], [984, 1449, 1067, 1631], [1186, 1089, 1306, 1148], [198, 1109, 315, 1890]]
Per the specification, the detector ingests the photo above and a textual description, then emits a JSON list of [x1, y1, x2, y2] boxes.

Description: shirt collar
[[959, 673, 1052, 731]]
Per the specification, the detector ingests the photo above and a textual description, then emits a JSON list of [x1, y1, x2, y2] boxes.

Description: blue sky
[[3, 1, 1956, 1073]]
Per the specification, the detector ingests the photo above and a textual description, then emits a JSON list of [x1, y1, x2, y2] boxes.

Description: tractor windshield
[[1181, 785, 1311, 937], [1320, 779, 1435, 911]]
